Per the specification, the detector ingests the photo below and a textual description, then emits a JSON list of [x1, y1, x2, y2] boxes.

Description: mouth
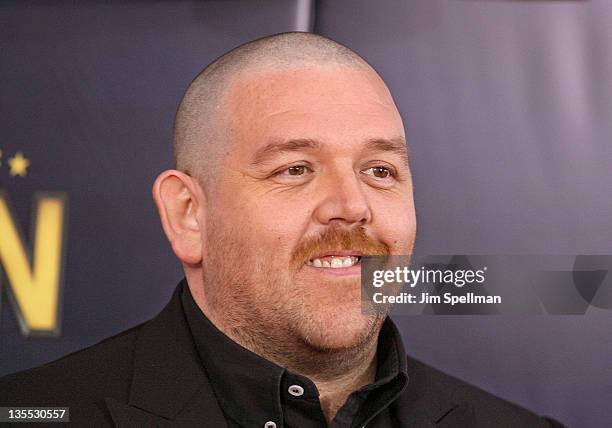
[[304, 252, 362, 273]]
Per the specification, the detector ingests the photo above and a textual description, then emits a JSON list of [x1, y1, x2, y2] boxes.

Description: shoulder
[[404, 356, 565, 427], [0, 323, 143, 408]]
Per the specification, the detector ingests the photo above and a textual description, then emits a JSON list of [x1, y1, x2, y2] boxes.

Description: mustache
[[291, 226, 390, 268]]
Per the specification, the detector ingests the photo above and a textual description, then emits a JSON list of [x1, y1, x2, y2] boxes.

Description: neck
[[242, 324, 379, 423], [313, 344, 378, 423]]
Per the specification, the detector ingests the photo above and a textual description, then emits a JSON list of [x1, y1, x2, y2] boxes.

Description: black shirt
[[181, 282, 408, 428]]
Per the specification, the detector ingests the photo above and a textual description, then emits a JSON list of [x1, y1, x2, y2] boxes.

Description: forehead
[[223, 66, 404, 154]]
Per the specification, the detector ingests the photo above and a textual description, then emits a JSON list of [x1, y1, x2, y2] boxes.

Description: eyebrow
[[363, 136, 410, 167], [250, 136, 410, 167], [251, 138, 320, 166]]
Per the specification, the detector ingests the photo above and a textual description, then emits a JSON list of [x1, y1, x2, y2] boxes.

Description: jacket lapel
[[393, 357, 476, 427], [104, 282, 227, 427]]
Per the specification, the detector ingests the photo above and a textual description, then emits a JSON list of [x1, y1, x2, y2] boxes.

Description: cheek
[[239, 200, 312, 257], [374, 200, 417, 253]]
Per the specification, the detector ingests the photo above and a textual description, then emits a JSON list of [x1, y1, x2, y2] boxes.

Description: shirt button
[[288, 384, 304, 397], [264, 422, 277, 428]]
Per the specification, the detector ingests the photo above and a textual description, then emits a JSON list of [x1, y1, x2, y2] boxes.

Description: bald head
[[172, 32, 376, 187]]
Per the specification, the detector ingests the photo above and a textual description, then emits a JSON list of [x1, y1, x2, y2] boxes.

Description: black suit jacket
[[0, 283, 564, 427]]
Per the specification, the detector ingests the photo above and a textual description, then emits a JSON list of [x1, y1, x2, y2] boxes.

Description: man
[[0, 32, 563, 427]]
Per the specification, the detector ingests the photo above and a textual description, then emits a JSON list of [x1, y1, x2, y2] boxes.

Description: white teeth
[[307, 256, 360, 269], [331, 258, 343, 268]]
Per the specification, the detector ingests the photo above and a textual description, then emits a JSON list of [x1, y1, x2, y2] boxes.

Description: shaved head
[[172, 31, 375, 189]]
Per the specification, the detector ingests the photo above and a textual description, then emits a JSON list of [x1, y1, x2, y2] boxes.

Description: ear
[[152, 170, 205, 265]]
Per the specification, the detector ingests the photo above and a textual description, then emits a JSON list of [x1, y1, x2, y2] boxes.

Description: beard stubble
[[200, 220, 391, 379]]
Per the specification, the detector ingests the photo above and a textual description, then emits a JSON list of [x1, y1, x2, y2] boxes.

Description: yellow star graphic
[[8, 152, 30, 177]]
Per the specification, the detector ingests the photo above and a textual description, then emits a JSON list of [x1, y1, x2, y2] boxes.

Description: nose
[[312, 167, 372, 227]]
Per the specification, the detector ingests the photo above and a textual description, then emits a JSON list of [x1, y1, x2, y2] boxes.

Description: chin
[[297, 307, 380, 351]]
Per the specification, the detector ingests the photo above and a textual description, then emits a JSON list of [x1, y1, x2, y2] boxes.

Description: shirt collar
[[180, 278, 408, 427]]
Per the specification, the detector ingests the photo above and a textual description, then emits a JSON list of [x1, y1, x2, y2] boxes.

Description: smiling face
[[198, 65, 416, 369]]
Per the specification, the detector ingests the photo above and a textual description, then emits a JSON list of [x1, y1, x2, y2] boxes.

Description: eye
[[363, 166, 393, 179], [275, 164, 313, 178], [286, 165, 307, 176]]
